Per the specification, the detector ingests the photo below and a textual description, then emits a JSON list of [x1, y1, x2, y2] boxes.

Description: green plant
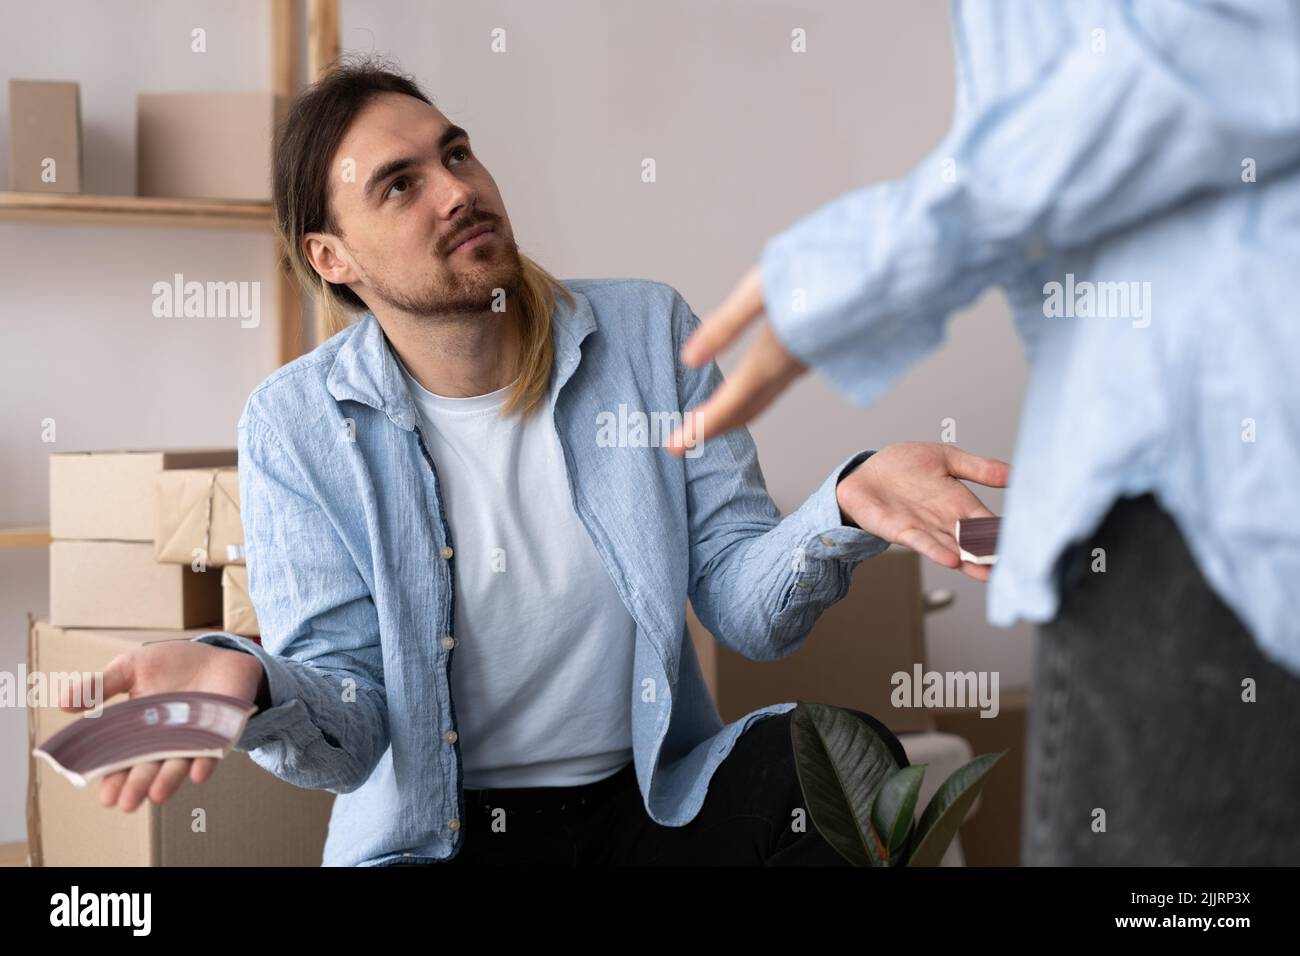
[[790, 701, 1005, 866]]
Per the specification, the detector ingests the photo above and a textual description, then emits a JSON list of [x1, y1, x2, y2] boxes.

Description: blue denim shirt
[[193, 278, 888, 866], [759, 0, 1300, 674]]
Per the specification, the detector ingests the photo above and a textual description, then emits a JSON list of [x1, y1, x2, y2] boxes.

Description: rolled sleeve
[[793, 449, 892, 562]]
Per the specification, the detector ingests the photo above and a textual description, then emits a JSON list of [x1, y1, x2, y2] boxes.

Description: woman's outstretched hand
[[666, 264, 805, 454]]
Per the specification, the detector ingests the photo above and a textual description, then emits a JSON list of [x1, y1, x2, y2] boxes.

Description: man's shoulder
[[558, 276, 692, 338], [560, 276, 685, 315]]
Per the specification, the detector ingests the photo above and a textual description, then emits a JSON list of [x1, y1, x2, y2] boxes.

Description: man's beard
[[364, 232, 525, 317]]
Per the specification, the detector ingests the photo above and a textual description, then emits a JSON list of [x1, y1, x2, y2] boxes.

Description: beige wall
[[0, 0, 1034, 844]]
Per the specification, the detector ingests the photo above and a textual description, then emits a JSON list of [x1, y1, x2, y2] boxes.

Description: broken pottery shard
[[956, 516, 1000, 565], [33, 691, 257, 788]]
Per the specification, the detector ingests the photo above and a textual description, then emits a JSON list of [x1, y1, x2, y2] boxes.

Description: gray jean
[[1023, 493, 1300, 865]]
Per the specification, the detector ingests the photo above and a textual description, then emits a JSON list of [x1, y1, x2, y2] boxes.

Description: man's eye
[[385, 176, 412, 201], [448, 145, 471, 165]]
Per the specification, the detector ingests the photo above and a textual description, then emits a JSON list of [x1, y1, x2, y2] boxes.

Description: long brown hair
[[273, 53, 567, 417]]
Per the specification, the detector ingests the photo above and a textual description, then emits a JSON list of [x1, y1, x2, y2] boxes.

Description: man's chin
[[370, 245, 524, 315], [411, 271, 522, 315], [459, 247, 524, 302]]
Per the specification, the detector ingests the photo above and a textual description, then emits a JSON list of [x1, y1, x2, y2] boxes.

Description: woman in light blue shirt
[[672, 0, 1300, 865]]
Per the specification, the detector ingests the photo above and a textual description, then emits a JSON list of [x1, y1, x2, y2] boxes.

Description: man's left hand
[[836, 442, 1010, 583]]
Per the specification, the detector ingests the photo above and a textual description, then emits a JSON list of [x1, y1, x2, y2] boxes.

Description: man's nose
[[428, 168, 477, 221]]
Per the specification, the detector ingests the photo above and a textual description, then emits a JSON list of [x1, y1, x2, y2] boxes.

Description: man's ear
[[303, 232, 358, 285]]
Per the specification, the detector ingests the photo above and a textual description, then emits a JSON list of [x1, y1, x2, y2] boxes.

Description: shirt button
[[442, 635, 455, 650], [401, 851, 413, 856], [818, 535, 834, 546], [445, 730, 458, 744], [448, 818, 460, 832], [795, 580, 813, 589], [440, 545, 454, 560]]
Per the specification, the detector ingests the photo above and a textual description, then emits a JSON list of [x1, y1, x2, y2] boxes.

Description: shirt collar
[[325, 283, 597, 431]]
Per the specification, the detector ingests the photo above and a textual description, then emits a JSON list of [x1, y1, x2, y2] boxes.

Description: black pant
[[1024, 493, 1300, 864], [396, 708, 907, 866]]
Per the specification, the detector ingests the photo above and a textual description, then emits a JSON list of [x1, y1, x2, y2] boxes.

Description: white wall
[[0, 0, 1035, 844]]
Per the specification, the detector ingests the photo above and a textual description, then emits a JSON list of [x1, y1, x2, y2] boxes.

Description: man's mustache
[[440, 214, 501, 257]]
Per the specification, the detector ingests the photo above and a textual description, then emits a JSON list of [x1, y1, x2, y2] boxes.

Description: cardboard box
[[137, 92, 289, 200], [155, 467, 243, 567], [222, 565, 259, 637], [8, 79, 82, 192], [27, 619, 335, 866], [690, 546, 932, 734], [50, 541, 222, 629], [50, 448, 236, 541]]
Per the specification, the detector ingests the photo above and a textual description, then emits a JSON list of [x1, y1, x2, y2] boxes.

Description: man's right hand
[[58, 642, 265, 812]]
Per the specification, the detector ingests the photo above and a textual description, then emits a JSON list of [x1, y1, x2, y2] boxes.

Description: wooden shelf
[[0, 0, 337, 363], [0, 527, 51, 549], [0, 191, 273, 231]]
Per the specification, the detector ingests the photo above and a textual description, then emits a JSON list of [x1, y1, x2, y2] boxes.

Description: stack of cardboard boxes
[[50, 450, 237, 631], [151, 461, 257, 639], [28, 449, 333, 867]]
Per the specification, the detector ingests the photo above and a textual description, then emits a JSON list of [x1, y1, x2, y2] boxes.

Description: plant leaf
[[872, 765, 927, 854], [906, 751, 1005, 867], [789, 702, 899, 866]]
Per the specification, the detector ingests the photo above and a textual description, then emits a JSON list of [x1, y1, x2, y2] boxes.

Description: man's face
[[317, 92, 522, 316]]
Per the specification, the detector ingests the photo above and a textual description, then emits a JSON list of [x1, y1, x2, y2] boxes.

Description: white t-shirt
[[400, 362, 636, 789]]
